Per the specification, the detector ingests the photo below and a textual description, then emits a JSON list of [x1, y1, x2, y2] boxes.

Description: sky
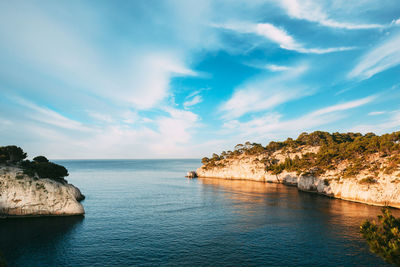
[[0, 0, 400, 159]]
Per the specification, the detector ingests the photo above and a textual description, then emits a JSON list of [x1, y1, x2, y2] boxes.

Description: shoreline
[[0, 213, 85, 219], [196, 175, 400, 209]]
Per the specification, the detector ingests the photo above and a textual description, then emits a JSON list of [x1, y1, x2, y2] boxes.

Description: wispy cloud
[[215, 22, 354, 54], [87, 111, 114, 124], [221, 96, 375, 142], [265, 64, 292, 72], [348, 33, 400, 80], [0, 0, 398, 159], [349, 110, 400, 134], [13, 97, 91, 132], [243, 62, 293, 72], [368, 111, 386, 116], [310, 96, 375, 116], [219, 64, 309, 119], [0, 2, 199, 111], [280, 0, 385, 30], [392, 18, 400, 25], [184, 95, 203, 109]]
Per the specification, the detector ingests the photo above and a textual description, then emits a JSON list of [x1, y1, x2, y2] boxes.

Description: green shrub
[[0, 145, 27, 164], [33, 156, 49, 163], [359, 177, 377, 184], [360, 208, 400, 265], [19, 160, 69, 183], [200, 131, 400, 177]]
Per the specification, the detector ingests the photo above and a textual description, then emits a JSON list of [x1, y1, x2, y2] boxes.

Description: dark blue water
[[0, 159, 395, 266]]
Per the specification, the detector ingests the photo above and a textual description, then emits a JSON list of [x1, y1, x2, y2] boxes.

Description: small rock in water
[[186, 171, 197, 178]]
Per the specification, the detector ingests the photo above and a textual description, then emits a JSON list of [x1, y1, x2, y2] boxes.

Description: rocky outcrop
[[0, 166, 85, 217], [186, 171, 198, 178], [296, 174, 400, 208], [196, 156, 400, 208]]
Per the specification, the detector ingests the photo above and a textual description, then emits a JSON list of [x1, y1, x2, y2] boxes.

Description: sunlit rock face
[[197, 153, 400, 209], [0, 167, 84, 217], [297, 175, 400, 209]]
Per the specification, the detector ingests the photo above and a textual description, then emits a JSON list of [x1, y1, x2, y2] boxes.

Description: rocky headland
[[195, 131, 400, 208], [0, 146, 84, 217]]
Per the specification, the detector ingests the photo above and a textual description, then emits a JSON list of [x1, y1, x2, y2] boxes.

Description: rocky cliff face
[[0, 166, 85, 217], [197, 152, 400, 208]]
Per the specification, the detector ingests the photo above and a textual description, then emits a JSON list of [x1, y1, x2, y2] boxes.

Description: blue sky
[[0, 0, 400, 159]]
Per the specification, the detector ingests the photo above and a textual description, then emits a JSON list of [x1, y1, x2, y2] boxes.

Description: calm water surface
[[0, 159, 396, 266]]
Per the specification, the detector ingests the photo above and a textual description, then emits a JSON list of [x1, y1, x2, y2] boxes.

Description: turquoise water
[[0, 159, 395, 266]]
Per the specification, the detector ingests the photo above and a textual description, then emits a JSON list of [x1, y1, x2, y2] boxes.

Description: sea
[[0, 159, 396, 266]]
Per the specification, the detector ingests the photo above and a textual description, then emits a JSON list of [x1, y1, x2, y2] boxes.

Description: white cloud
[[121, 111, 139, 124], [392, 18, 400, 25], [368, 111, 386, 116], [0, 97, 203, 158], [255, 23, 298, 50], [244, 62, 293, 72], [0, 0, 397, 159], [0, 2, 199, 111], [280, 0, 384, 30], [310, 96, 375, 116], [221, 96, 375, 142], [13, 97, 92, 132], [221, 89, 288, 118], [0, 2, 214, 158], [156, 108, 198, 143], [349, 110, 400, 134], [265, 64, 292, 72], [124, 53, 199, 109], [215, 22, 354, 54], [183, 88, 211, 109], [349, 33, 400, 80], [184, 95, 203, 108], [87, 111, 114, 123], [220, 64, 309, 119]]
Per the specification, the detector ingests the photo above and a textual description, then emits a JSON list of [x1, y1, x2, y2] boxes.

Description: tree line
[[201, 131, 400, 178], [0, 145, 69, 183]]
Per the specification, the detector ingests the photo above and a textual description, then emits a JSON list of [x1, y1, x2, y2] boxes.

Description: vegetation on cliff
[[201, 131, 400, 178], [360, 208, 400, 265], [0, 145, 69, 183]]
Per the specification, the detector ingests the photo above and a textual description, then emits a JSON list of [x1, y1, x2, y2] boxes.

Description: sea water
[[0, 159, 394, 266]]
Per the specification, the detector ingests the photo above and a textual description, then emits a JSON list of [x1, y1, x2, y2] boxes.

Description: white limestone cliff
[[0, 166, 85, 217], [196, 154, 400, 208]]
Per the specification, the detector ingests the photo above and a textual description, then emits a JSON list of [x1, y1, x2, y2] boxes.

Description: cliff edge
[[0, 166, 84, 217], [0, 167, 85, 217], [196, 131, 400, 208], [0, 145, 84, 217]]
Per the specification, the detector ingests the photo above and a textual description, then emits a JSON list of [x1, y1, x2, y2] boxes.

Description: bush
[[33, 156, 49, 163], [359, 177, 377, 184], [34, 162, 69, 181], [20, 160, 69, 183], [0, 145, 27, 163], [201, 157, 209, 164], [360, 208, 400, 265]]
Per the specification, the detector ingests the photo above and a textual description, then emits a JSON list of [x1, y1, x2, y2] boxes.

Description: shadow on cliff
[[0, 216, 84, 263]]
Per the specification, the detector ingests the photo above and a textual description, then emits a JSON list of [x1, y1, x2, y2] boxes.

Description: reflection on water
[[199, 177, 400, 220], [199, 177, 398, 265], [0, 216, 83, 265]]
